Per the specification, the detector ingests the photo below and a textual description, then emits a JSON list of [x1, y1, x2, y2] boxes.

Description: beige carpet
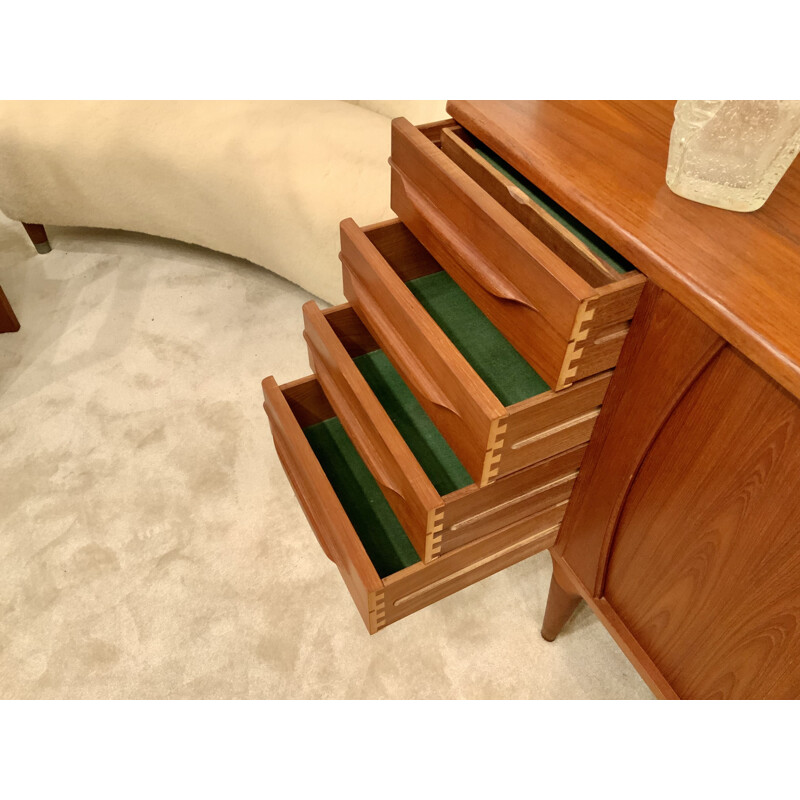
[[0, 213, 653, 699]]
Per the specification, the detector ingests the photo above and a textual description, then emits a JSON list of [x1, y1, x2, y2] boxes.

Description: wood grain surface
[[263, 376, 568, 635], [438, 122, 647, 386], [381, 501, 565, 627], [309, 299, 584, 557], [498, 371, 611, 477], [439, 126, 619, 287], [303, 301, 443, 562], [341, 217, 610, 482], [541, 557, 582, 642], [447, 100, 800, 401], [262, 375, 384, 631], [549, 552, 680, 699], [361, 217, 442, 282], [390, 117, 596, 388], [439, 444, 585, 554], [390, 117, 644, 389], [320, 302, 380, 358], [340, 217, 505, 486], [554, 283, 724, 594], [280, 373, 335, 428], [605, 345, 800, 699]]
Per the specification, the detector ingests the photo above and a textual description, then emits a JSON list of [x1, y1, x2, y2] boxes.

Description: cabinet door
[[604, 345, 800, 699], [554, 283, 800, 698]]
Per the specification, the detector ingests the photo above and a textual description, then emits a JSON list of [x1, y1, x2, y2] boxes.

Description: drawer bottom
[[304, 414, 420, 578]]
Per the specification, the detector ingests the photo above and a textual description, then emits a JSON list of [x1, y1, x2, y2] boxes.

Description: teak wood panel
[[547, 283, 745, 698], [340, 216, 505, 486], [340, 217, 612, 486], [389, 117, 645, 389], [605, 346, 800, 699], [262, 375, 384, 632], [437, 123, 647, 386], [447, 100, 800, 402], [380, 503, 565, 628], [304, 300, 585, 560], [547, 553, 680, 700], [497, 373, 609, 478], [302, 300, 443, 563], [262, 373, 565, 634], [414, 118, 458, 146], [439, 126, 620, 288], [554, 284, 725, 595], [391, 117, 592, 339], [390, 118, 588, 388], [436, 444, 584, 555]]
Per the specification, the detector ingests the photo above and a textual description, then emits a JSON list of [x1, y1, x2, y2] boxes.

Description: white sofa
[[0, 100, 447, 305]]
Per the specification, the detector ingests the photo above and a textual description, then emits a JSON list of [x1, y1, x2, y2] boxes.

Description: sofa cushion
[[0, 100, 425, 304]]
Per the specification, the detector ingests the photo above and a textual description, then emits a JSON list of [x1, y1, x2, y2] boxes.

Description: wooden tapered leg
[[541, 558, 582, 641], [0, 285, 20, 333], [21, 222, 51, 254]]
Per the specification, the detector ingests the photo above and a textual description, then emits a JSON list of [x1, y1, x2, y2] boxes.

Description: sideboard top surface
[[447, 100, 800, 401]]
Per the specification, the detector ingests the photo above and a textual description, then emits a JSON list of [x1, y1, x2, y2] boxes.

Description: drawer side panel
[[262, 376, 383, 632]]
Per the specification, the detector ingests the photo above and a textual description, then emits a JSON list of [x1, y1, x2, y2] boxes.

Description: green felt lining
[[304, 416, 420, 578], [473, 142, 634, 275], [354, 349, 472, 495], [406, 270, 550, 407]]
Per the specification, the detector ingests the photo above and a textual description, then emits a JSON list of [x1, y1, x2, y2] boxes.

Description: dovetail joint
[[481, 419, 508, 487], [556, 338, 585, 389], [371, 590, 387, 632], [570, 300, 596, 342], [426, 537, 443, 561], [425, 507, 445, 561]]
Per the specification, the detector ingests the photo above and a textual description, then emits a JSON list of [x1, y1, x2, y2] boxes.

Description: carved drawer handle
[[395, 169, 540, 313], [349, 271, 459, 416]]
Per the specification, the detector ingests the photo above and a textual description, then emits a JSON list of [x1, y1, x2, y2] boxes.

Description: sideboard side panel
[[605, 347, 800, 699], [554, 282, 723, 594]]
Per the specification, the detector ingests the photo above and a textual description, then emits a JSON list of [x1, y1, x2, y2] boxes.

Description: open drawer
[[389, 117, 646, 390], [262, 373, 566, 633], [340, 217, 611, 488], [303, 301, 583, 562]]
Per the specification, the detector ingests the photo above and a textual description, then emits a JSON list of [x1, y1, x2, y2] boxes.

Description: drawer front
[[302, 300, 443, 563], [341, 217, 612, 484], [381, 501, 566, 626], [262, 374, 566, 634], [340, 216, 505, 487], [262, 375, 384, 633], [497, 372, 611, 479], [439, 444, 585, 555], [389, 117, 646, 389]]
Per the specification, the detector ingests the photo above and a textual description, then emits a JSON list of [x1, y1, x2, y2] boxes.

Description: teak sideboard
[[263, 100, 800, 700]]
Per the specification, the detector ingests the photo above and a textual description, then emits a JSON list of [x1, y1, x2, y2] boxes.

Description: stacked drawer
[[262, 117, 646, 633]]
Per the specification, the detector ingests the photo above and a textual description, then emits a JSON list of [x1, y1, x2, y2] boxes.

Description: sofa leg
[[0, 286, 20, 333], [22, 222, 51, 254]]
